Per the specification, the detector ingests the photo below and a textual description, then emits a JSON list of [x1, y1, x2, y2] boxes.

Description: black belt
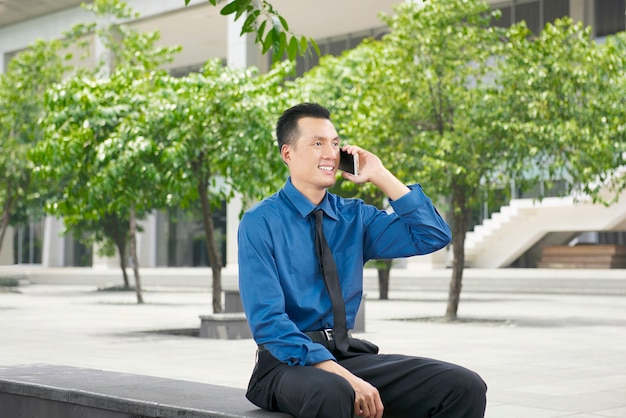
[[305, 329, 352, 345], [257, 329, 353, 352]]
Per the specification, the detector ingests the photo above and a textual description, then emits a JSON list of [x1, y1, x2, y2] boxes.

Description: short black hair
[[275, 103, 331, 151]]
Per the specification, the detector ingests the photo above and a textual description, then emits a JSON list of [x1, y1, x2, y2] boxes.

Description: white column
[[226, 195, 243, 267], [0, 226, 14, 265], [92, 244, 121, 269], [226, 14, 259, 69], [225, 16, 261, 269], [137, 212, 157, 267], [41, 216, 65, 267]]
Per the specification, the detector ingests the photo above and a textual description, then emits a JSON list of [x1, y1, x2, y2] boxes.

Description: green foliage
[[143, 59, 292, 212], [0, 38, 68, 252], [295, 0, 625, 217], [31, 0, 180, 255], [185, 0, 319, 62], [496, 19, 626, 203], [0, 277, 20, 287], [294, 0, 505, 210], [291, 0, 626, 316]]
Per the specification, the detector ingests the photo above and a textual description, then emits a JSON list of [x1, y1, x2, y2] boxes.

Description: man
[[238, 103, 486, 418]]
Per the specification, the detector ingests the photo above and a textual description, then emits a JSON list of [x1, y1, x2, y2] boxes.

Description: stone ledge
[[0, 364, 289, 418], [199, 312, 252, 339]]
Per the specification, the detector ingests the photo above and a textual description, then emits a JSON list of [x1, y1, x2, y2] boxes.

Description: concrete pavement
[[1, 272, 625, 417]]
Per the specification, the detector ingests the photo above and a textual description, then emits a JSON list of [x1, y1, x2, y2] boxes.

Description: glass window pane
[[161, 204, 226, 268], [329, 39, 347, 57], [543, 0, 569, 24], [595, 0, 626, 37], [349, 34, 366, 49], [492, 5, 512, 28], [516, 1, 541, 34]]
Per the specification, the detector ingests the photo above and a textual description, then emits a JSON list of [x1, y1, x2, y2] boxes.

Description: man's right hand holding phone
[[340, 145, 410, 201]]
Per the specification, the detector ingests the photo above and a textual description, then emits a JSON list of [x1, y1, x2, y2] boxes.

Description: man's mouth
[[319, 165, 335, 172]]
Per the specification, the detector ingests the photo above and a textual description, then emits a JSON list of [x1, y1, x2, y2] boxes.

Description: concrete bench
[[197, 290, 251, 339], [0, 364, 290, 418], [199, 312, 252, 339], [224, 289, 244, 313]]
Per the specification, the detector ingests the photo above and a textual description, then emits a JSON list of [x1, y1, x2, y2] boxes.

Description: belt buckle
[[323, 329, 334, 341]]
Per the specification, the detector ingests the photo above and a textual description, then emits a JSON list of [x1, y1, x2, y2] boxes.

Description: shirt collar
[[283, 177, 339, 221]]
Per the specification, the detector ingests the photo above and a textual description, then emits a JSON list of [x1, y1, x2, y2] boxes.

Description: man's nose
[[322, 143, 338, 158]]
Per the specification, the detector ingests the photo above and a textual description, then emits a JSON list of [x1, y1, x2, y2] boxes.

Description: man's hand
[[341, 145, 410, 201], [313, 360, 384, 418]]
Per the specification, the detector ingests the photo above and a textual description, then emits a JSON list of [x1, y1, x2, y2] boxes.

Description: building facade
[[1, 0, 624, 268]]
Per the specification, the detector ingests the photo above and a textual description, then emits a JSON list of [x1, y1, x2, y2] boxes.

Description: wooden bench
[[0, 364, 290, 418], [537, 244, 626, 268]]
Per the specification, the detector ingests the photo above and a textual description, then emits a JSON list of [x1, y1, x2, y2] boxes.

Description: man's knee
[[298, 372, 354, 418], [453, 366, 487, 399], [445, 366, 487, 416]]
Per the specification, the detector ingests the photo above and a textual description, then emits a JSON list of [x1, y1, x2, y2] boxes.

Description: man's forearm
[[370, 167, 410, 201]]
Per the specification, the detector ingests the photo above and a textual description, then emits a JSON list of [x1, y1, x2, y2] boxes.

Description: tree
[[31, 0, 180, 303], [187, 0, 319, 61], [0, 39, 67, 258], [292, 0, 626, 318], [377, 0, 510, 318], [495, 19, 626, 203], [144, 59, 291, 312]]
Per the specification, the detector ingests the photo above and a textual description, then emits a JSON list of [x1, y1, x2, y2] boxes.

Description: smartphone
[[339, 149, 359, 176]]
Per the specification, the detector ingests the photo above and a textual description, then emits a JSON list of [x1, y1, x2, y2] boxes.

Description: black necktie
[[314, 209, 349, 352]]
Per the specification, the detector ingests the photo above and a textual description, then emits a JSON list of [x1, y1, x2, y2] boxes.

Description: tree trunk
[[446, 183, 471, 319], [129, 204, 144, 304], [377, 259, 392, 300], [115, 238, 130, 288], [198, 180, 223, 313]]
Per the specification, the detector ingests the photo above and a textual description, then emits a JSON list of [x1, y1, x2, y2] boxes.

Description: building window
[[63, 234, 93, 267], [595, 0, 626, 37], [516, 1, 542, 33], [543, 0, 570, 24], [491, 0, 569, 32], [13, 220, 44, 264], [284, 27, 389, 77], [155, 203, 227, 267], [494, 5, 513, 27]]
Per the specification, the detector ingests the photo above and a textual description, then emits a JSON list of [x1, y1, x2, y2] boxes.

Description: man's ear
[[280, 144, 291, 165]]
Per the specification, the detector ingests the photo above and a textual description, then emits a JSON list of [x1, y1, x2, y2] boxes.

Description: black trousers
[[246, 344, 487, 418]]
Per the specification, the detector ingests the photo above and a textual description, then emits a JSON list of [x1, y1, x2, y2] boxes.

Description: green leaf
[[278, 15, 289, 31], [262, 29, 275, 54], [288, 36, 298, 61], [220, 1, 241, 16], [241, 10, 260, 36], [256, 20, 267, 43]]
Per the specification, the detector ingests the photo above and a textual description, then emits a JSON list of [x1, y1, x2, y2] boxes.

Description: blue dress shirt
[[238, 177, 451, 366]]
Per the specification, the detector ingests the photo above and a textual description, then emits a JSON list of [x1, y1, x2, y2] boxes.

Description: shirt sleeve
[[237, 211, 335, 367], [363, 184, 451, 260]]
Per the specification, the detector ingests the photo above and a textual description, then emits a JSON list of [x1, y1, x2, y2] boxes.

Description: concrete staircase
[[464, 187, 626, 268]]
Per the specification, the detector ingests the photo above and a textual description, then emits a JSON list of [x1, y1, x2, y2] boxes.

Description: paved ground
[[1, 279, 625, 417]]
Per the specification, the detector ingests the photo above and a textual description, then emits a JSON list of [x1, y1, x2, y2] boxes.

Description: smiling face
[[281, 117, 340, 205]]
